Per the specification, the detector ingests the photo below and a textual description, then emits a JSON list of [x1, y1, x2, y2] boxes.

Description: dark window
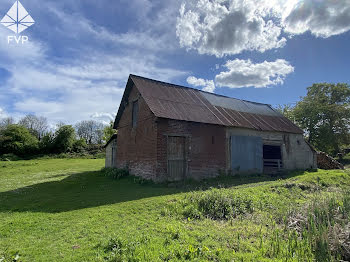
[[263, 145, 281, 160], [132, 100, 139, 128], [212, 136, 215, 144]]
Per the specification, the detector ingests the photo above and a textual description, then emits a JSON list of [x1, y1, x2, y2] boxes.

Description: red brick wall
[[115, 84, 158, 180], [156, 119, 227, 181], [115, 84, 227, 181]]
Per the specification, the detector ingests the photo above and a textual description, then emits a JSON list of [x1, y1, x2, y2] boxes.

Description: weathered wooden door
[[111, 146, 116, 167], [230, 135, 263, 173], [167, 136, 186, 181]]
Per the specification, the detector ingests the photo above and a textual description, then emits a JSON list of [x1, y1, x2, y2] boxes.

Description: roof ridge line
[[129, 74, 272, 107]]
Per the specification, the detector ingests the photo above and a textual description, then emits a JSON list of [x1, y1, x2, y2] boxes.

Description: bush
[[85, 144, 104, 155], [72, 139, 87, 153], [183, 204, 202, 219], [0, 124, 38, 156], [101, 167, 129, 179], [39, 132, 55, 154], [182, 189, 254, 220], [93, 152, 106, 159], [53, 125, 76, 153], [0, 153, 21, 161]]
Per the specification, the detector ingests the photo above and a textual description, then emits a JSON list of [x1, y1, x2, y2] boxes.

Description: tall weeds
[[286, 192, 350, 261]]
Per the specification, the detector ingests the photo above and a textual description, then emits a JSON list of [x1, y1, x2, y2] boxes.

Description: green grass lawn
[[0, 159, 349, 261]]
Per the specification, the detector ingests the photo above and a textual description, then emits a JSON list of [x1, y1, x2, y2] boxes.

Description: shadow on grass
[[0, 170, 305, 213]]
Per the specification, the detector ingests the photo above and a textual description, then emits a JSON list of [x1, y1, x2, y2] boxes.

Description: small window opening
[[263, 145, 282, 171], [263, 145, 282, 160], [132, 100, 139, 128]]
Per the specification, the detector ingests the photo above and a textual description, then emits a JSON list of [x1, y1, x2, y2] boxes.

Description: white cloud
[[187, 76, 215, 93], [215, 59, 294, 88], [187, 59, 294, 91], [0, 0, 187, 126], [15, 99, 63, 115], [54, 53, 185, 84], [0, 107, 7, 119], [283, 1, 350, 38], [176, 0, 286, 57], [46, 7, 177, 53], [0, 108, 23, 123], [13, 84, 123, 125], [90, 112, 115, 125], [7, 53, 186, 125], [176, 0, 350, 57], [0, 27, 45, 63]]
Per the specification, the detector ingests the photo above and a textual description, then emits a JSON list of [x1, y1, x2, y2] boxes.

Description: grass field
[[0, 159, 349, 261]]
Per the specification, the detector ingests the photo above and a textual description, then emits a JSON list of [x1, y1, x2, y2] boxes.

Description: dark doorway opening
[[263, 145, 282, 172], [263, 145, 282, 160]]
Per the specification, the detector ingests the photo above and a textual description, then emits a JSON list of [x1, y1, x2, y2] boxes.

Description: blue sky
[[0, 0, 349, 126]]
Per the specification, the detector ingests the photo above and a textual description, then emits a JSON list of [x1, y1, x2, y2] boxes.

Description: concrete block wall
[[105, 138, 117, 168], [226, 128, 317, 172], [282, 134, 317, 170]]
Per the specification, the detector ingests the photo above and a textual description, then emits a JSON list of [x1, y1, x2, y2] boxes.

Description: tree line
[[0, 115, 115, 157], [278, 83, 350, 157]]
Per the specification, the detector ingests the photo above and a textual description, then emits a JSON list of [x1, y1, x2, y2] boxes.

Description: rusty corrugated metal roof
[[114, 74, 303, 134]]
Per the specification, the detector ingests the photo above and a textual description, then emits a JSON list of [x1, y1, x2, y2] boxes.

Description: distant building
[[105, 74, 316, 182]]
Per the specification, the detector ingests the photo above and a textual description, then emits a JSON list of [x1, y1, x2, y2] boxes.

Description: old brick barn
[[105, 74, 317, 182]]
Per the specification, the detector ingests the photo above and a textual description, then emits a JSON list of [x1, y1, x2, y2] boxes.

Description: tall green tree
[[39, 132, 55, 154], [293, 83, 350, 155], [277, 104, 295, 123], [103, 121, 116, 143], [0, 124, 39, 155], [53, 125, 76, 153]]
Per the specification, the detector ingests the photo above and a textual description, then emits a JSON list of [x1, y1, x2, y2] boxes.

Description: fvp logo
[[0, 0, 35, 44]]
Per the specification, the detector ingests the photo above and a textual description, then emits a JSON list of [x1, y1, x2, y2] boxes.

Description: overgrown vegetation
[[0, 115, 114, 159], [0, 125, 39, 156], [338, 153, 350, 168], [287, 193, 350, 261], [170, 190, 350, 261], [0, 159, 349, 261], [0, 147, 106, 161], [180, 189, 254, 220], [279, 82, 350, 156], [160, 170, 350, 261], [101, 167, 129, 179]]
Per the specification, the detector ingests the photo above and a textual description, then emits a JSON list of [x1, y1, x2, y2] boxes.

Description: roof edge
[[113, 74, 304, 134], [104, 134, 117, 148], [129, 74, 273, 107], [113, 76, 134, 129], [113, 75, 158, 129]]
